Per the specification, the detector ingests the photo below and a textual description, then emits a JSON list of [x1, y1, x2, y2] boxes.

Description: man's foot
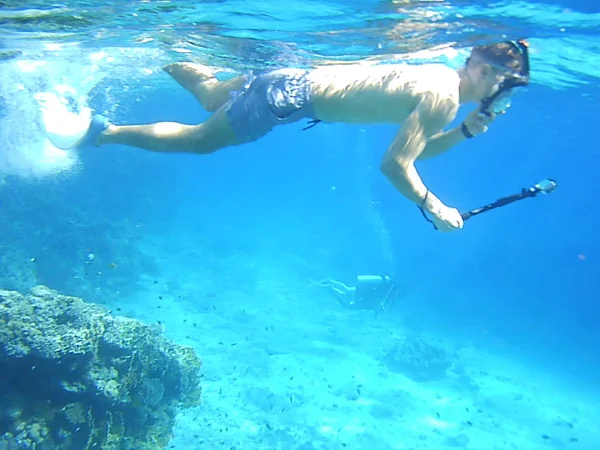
[[163, 62, 218, 86], [80, 114, 110, 147]]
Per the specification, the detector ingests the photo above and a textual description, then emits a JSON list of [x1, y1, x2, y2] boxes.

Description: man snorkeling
[[67, 40, 530, 232]]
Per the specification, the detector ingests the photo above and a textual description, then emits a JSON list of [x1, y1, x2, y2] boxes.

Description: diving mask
[[479, 39, 530, 116]]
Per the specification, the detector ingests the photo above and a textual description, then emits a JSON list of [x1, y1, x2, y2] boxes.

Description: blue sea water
[[1, 0, 599, 449]]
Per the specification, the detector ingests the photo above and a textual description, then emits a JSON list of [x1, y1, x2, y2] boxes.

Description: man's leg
[[89, 65, 311, 154], [88, 63, 247, 153], [163, 62, 246, 112], [96, 104, 239, 154]]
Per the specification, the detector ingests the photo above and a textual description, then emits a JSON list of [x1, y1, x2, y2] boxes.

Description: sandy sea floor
[[108, 254, 598, 450]]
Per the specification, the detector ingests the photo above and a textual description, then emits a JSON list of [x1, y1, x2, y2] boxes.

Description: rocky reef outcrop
[[0, 286, 202, 449]]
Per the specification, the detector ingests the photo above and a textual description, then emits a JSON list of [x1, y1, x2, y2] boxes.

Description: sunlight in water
[[0, 55, 112, 180], [34, 88, 91, 150]]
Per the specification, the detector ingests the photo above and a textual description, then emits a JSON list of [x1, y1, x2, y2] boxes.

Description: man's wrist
[[461, 122, 475, 139], [421, 190, 442, 214]]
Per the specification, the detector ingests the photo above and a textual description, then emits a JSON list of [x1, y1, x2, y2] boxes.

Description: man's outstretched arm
[[380, 96, 464, 231]]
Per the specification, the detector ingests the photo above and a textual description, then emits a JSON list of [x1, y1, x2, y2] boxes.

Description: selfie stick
[[419, 179, 557, 229], [461, 178, 557, 221]]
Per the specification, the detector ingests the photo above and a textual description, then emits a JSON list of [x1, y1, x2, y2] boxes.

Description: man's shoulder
[[410, 62, 459, 86], [416, 62, 459, 75], [407, 63, 461, 104], [373, 61, 456, 75]]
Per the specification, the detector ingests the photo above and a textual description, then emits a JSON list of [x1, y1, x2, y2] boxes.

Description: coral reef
[[383, 335, 453, 382], [0, 287, 202, 449]]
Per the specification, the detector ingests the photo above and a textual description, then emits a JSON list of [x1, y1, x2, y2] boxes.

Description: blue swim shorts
[[225, 68, 315, 143]]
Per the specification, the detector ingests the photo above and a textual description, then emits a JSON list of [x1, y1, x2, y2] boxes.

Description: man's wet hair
[[469, 42, 527, 76]]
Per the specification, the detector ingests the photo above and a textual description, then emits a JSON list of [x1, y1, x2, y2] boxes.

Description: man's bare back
[[309, 63, 460, 125]]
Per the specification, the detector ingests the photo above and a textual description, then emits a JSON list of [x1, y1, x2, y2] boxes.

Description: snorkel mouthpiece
[[480, 88, 514, 115], [480, 75, 528, 115]]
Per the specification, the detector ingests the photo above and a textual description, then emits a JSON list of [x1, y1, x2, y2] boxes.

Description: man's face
[[467, 59, 508, 100]]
